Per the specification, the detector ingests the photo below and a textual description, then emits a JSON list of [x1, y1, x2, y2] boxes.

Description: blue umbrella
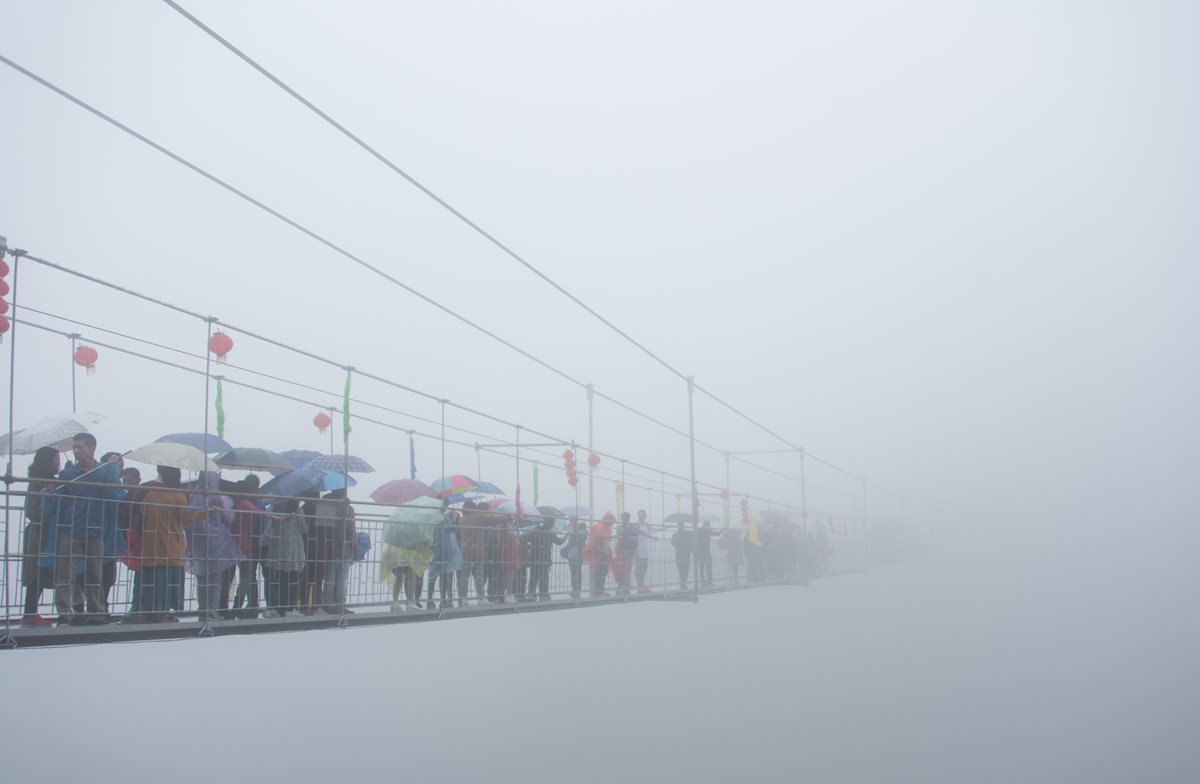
[[305, 454, 375, 473], [156, 432, 233, 453], [259, 467, 356, 501], [560, 505, 594, 521], [278, 449, 322, 470]]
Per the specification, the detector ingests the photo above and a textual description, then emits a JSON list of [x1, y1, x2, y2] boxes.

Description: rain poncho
[[54, 460, 122, 537], [381, 544, 433, 583], [261, 512, 308, 572], [428, 517, 464, 577], [583, 513, 615, 565], [185, 471, 242, 576]]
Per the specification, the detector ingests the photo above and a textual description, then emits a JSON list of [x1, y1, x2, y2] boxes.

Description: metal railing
[[1, 485, 902, 647]]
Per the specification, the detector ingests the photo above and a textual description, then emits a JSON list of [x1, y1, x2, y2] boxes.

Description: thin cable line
[[159, 2, 872, 485], [0, 52, 885, 497], [0, 53, 586, 392], [161, 0, 689, 384]]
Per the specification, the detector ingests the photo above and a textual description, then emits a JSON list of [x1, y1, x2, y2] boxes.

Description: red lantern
[[0, 300, 8, 315], [720, 489, 729, 500], [74, 345, 99, 375], [587, 453, 601, 468], [562, 449, 573, 460], [567, 476, 578, 487], [313, 412, 332, 433], [0, 280, 8, 297], [208, 331, 234, 363], [0, 314, 8, 343], [0, 259, 8, 277]]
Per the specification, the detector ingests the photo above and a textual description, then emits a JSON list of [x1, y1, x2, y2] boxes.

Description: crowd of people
[[15, 432, 832, 628]]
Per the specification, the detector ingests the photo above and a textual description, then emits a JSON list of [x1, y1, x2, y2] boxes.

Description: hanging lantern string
[[11, 312, 836, 513]]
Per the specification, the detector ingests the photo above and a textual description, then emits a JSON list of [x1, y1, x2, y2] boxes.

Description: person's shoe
[[261, 609, 282, 619], [86, 613, 116, 625], [637, 587, 651, 594], [569, 592, 580, 599], [390, 601, 405, 612], [20, 614, 52, 627]]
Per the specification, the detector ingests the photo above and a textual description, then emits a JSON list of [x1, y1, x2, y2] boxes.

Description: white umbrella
[[0, 411, 107, 455], [125, 442, 218, 472]]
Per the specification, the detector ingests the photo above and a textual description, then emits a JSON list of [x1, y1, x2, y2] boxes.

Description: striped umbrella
[[305, 454, 375, 473]]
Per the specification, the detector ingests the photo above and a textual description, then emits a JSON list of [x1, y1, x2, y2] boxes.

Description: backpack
[[618, 523, 639, 555], [354, 531, 371, 562]]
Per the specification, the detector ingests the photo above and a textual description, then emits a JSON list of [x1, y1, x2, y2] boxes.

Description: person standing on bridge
[[671, 523, 694, 591], [584, 512, 615, 597], [695, 521, 717, 588], [563, 516, 588, 599], [52, 433, 123, 625]]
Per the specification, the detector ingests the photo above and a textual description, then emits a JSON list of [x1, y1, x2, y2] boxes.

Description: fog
[[1, 1, 1197, 781]]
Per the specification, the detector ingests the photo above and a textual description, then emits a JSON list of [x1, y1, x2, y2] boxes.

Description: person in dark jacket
[[52, 433, 123, 625], [562, 517, 588, 599], [230, 476, 263, 618], [19, 446, 59, 626], [522, 516, 564, 601]]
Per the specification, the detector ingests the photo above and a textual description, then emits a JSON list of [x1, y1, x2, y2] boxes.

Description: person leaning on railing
[[128, 466, 207, 623], [19, 446, 60, 627], [51, 433, 124, 626]]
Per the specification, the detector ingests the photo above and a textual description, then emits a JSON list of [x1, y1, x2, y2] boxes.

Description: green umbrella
[[214, 447, 295, 472], [381, 496, 444, 548]]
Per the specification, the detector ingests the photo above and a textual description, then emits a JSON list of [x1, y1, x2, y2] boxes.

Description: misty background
[[1, 1, 1197, 781]]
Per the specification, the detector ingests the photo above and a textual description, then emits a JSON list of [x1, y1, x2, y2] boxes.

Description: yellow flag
[[748, 516, 762, 546]]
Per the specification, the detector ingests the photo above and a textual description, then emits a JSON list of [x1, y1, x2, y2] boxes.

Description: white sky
[[1, 1, 1197, 534], [3, 5, 1199, 780]]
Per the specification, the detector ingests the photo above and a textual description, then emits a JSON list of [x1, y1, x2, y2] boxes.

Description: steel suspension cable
[[0, 54, 589, 393], [159, 2, 879, 488], [160, 0, 689, 385]]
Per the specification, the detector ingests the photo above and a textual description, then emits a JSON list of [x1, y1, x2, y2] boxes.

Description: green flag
[[533, 462, 539, 505], [215, 378, 226, 439], [342, 370, 353, 446]]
